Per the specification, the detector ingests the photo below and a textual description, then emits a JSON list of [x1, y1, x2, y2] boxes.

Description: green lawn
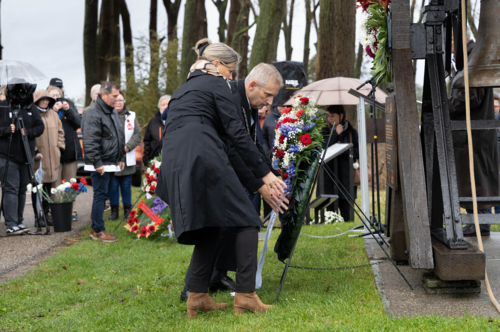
[[0, 188, 498, 331]]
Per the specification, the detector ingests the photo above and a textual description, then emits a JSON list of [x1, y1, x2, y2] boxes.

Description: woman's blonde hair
[[193, 38, 241, 67], [47, 86, 63, 98]]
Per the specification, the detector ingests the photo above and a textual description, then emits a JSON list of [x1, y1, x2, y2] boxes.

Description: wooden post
[[390, 0, 434, 269]]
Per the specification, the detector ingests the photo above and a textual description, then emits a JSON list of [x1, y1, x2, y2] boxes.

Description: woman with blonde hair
[[156, 38, 286, 317]]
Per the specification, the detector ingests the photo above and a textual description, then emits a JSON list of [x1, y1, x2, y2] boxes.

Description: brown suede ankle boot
[[234, 292, 274, 314], [186, 292, 228, 318]]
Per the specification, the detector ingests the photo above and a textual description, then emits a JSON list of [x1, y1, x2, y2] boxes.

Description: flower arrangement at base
[[28, 178, 88, 203], [124, 197, 173, 240], [273, 95, 326, 261], [143, 153, 161, 197], [313, 211, 345, 224], [357, 0, 391, 83]]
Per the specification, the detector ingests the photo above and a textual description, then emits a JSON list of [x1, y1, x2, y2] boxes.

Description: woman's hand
[[53, 102, 62, 111], [336, 124, 343, 135], [262, 171, 287, 195], [258, 184, 289, 214], [35, 153, 43, 161], [62, 101, 70, 111]]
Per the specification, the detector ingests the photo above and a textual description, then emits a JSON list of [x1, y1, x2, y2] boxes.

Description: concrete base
[[422, 272, 481, 294]]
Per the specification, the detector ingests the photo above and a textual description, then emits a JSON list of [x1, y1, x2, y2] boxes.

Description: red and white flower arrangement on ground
[[143, 158, 161, 196], [272, 95, 325, 195]]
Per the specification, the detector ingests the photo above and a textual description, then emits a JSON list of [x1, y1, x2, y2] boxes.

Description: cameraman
[[0, 87, 44, 235]]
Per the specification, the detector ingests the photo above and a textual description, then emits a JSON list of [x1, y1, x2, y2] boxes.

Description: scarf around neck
[[188, 60, 231, 89]]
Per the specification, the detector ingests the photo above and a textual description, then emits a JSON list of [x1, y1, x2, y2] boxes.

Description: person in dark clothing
[[0, 95, 45, 235], [156, 38, 286, 317], [318, 105, 359, 221], [446, 41, 499, 237], [82, 81, 125, 243], [47, 86, 82, 222], [143, 95, 170, 167]]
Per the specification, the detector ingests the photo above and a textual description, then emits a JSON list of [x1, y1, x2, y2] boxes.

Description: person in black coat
[[318, 105, 359, 221], [0, 96, 45, 234], [143, 95, 170, 167], [156, 39, 286, 317]]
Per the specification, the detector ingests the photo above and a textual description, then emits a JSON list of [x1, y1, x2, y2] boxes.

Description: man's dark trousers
[[90, 171, 114, 233]]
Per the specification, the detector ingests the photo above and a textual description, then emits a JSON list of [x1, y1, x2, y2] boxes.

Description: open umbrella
[[284, 76, 387, 105], [0, 60, 47, 86]]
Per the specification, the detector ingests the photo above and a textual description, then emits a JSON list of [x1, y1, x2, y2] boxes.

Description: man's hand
[[119, 162, 125, 171], [124, 146, 130, 153], [96, 165, 105, 175], [258, 184, 289, 214], [10, 124, 15, 133], [62, 102, 70, 111], [336, 124, 343, 135], [35, 153, 43, 161]]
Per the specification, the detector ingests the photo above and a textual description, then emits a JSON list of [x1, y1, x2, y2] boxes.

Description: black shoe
[[108, 205, 119, 220], [6, 226, 25, 235], [180, 284, 190, 302], [463, 224, 490, 237], [209, 270, 236, 293], [17, 224, 30, 234], [123, 205, 132, 218]]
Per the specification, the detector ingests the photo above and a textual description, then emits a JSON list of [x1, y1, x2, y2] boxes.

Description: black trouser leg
[[235, 227, 258, 293], [189, 227, 222, 293]]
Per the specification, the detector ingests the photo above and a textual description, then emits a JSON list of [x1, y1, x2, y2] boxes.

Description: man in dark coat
[[82, 81, 125, 242], [448, 43, 500, 236]]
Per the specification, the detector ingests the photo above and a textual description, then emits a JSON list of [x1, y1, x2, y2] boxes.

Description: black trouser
[[31, 183, 52, 225], [188, 226, 258, 293]]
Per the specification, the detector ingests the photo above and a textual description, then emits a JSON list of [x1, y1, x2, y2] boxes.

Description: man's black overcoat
[[155, 71, 270, 244]]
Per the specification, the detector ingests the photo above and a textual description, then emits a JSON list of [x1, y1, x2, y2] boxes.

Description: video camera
[[4, 79, 37, 111]]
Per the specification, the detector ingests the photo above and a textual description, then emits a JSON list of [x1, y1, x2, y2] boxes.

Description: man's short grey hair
[[99, 81, 119, 95], [90, 84, 101, 96], [158, 95, 171, 109], [245, 63, 283, 88]]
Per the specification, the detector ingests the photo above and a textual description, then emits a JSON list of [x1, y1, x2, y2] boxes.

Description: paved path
[[0, 186, 94, 278], [365, 233, 500, 318]]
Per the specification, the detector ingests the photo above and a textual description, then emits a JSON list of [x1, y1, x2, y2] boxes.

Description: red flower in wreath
[[127, 218, 135, 226], [133, 217, 139, 224], [299, 97, 309, 105], [300, 133, 313, 146], [140, 226, 148, 237], [131, 224, 140, 233], [71, 183, 80, 191], [150, 185, 156, 193], [79, 178, 87, 186], [283, 172, 289, 180], [129, 209, 137, 218], [281, 107, 292, 114], [275, 149, 285, 159], [147, 225, 157, 234], [295, 109, 305, 117], [278, 135, 285, 144]]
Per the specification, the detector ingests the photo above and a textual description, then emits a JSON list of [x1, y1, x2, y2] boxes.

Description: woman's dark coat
[[318, 120, 359, 199], [143, 111, 164, 167], [156, 71, 270, 244], [58, 103, 82, 164]]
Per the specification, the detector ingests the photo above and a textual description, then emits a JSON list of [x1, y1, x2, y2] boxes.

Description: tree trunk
[[109, 0, 121, 84], [316, 0, 356, 121], [120, 0, 135, 89], [97, 0, 115, 83], [163, 0, 182, 94], [315, 0, 355, 80], [149, 0, 162, 98], [226, 0, 241, 46], [303, 0, 312, 77], [282, 0, 295, 61], [354, 43, 363, 78], [249, 0, 286, 71], [213, 0, 228, 42], [232, 0, 251, 79], [84, 0, 99, 105], [179, 0, 207, 84]]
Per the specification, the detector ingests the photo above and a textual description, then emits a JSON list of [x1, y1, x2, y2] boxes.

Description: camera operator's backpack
[[271, 61, 308, 107]]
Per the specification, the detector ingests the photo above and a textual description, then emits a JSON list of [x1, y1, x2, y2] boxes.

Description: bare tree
[[162, 0, 182, 94], [96, 0, 116, 83], [180, 0, 207, 82], [232, 0, 252, 78], [226, 0, 241, 46], [212, 0, 229, 42], [303, 0, 318, 76], [119, 0, 135, 88], [0, 0, 3, 60], [109, 0, 121, 84], [84, 0, 99, 105], [148, 0, 165, 97], [282, 0, 295, 61], [249, 0, 286, 71]]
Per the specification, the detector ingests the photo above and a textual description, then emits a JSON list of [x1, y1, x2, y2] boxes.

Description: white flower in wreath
[[70, 178, 77, 183], [143, 178, 148, 186], [353, 162, 360, 170], [149, 171, 156, 178], [51, 188, 57, 194], [27, 183, 32, 192], [57, 184, 66, 192], [146, 185, 151, 192], [146, 168, 151, 174], [151, 181, 157, 187], [308, 96, 317, 107], [292, 97, 301, 108], [155, 161, 161, 168]]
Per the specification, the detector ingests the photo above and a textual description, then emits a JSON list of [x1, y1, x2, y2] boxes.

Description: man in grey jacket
[[82, 81, 125, 242]]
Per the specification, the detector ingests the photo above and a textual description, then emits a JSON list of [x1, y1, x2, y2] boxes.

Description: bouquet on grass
[[125, 154, 174, 240], [27, 178, 88, 203], [273, 95, 326, 261]]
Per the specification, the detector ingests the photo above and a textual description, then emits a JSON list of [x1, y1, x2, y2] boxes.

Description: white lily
[[51, 188, 57, 194]]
